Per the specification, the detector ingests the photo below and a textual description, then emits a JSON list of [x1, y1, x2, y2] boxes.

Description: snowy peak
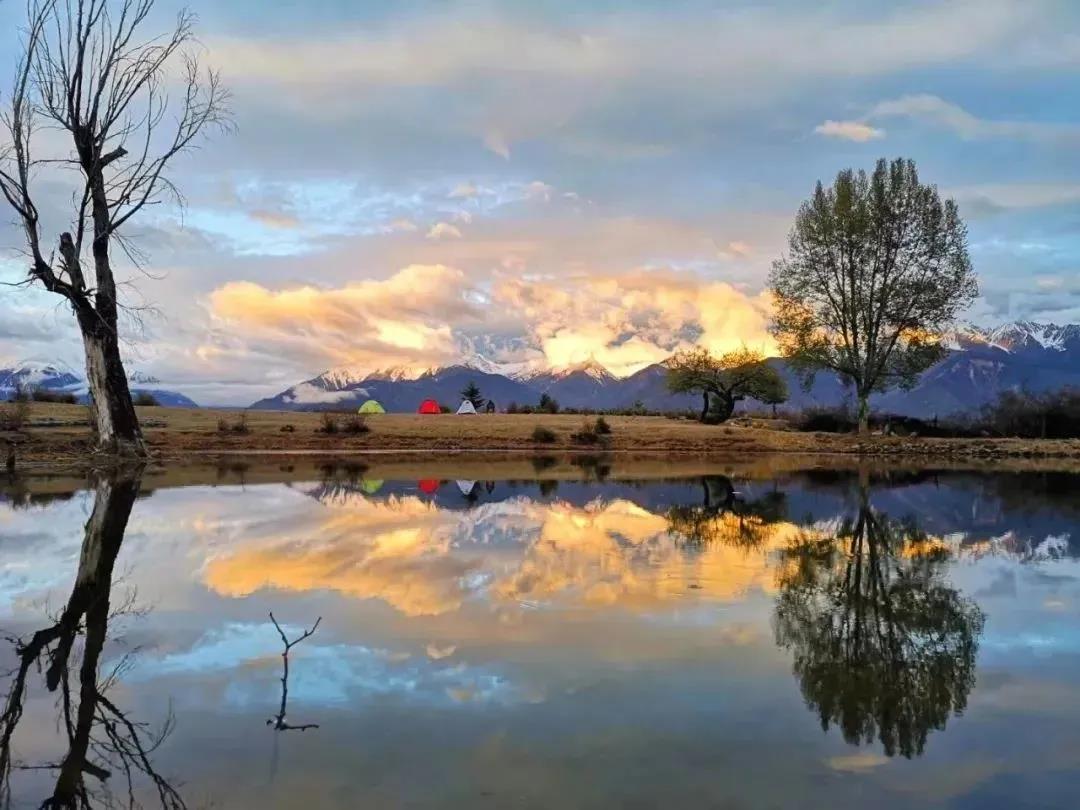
[[0, 362, 81, 391], [552, 358, 617, 383], [314, 365, 433, 390]]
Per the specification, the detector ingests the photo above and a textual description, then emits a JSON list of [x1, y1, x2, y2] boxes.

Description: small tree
[[756, 372, 789, 418], [538, 393, 559, 414], [0, 0, 228, 456], [666, 346, 785, 424], [769, 158, 976, 433], [461, 380, 484, 409]]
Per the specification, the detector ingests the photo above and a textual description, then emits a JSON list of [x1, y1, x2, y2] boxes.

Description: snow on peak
[[551, 358, 616, 382]]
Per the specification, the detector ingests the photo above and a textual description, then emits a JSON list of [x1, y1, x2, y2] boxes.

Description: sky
[[3, 0, 1080, 404]]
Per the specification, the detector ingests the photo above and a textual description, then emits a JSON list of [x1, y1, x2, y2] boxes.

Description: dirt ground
[[3, 402, 1080, 475]]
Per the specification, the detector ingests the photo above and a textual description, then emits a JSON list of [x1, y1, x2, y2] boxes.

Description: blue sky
[[2, 0, 1080, 403]]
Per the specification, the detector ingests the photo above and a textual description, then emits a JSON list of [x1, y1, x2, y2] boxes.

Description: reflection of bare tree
[[666, 476, 787, 549], [773, 488, 984, 758], [0, 472, 185, 808], [266, 613, 321, 733]]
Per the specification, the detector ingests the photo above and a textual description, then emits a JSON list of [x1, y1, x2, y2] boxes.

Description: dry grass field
[[3, 401, 1080, 474]]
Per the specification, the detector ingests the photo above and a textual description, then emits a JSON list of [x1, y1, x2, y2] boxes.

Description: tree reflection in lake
[[0, 472, 185, 809], [773, 484, 985, 758], [666, 476, 787, 549]]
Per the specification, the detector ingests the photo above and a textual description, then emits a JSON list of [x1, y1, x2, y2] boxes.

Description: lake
[[2, 458, 1079, 808]]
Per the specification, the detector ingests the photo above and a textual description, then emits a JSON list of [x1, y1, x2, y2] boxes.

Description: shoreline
[[4, 403, 1080, 478]]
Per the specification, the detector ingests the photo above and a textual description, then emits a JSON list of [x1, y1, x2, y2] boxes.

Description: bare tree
[[266, 612, 321, 733], [0, 0, 228, 456]]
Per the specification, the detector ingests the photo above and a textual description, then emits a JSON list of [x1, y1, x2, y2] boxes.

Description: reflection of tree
[[666, 476, 787, 549], [0, 473, 185, 808], [773, 489, 984, 758]]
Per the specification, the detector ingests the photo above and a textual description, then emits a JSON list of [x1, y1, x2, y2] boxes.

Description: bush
[[532, 425, 558, 443], [30, 388, 77, 404], [594, 416, 611, 435], [319, 413, 339, 434], [217, 413, 249, 434], [570, 422, 603, 445], [538, 394, 560, 414], [342, 415, 370, 435], [1, 399, 30, 432], [439, 404, 453, 414], [977, 388, 1080, 439], [280, 423, 296, 433], [795, 407, 857, 433], [133, 392, 160, 407]]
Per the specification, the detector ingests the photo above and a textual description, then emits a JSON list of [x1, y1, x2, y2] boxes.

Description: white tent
[[456, 400, 477, 415], [456, 480, 476, 496]]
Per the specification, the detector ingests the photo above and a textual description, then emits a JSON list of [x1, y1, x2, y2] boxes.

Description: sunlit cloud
[[813, 120, 885, 142], [426, 222, 463, 240]]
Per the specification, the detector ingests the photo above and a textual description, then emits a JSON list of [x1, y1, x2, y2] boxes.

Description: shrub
[[280, 423, 296, 433], [133, 392, 160, 407], [30, 388, 77, 404], [342, 415, 370, 435], [538, 393, 560, 414], [594, 416, 611, 435], [796, 407, 857, 433], [439, 404, 453, 414], [319, 413, 339, 434], [532, 425, 558, 444], [977, 388, 1080, 439], [217, 413, 249, 434], [1, 399, 30, 432], [570, 422, 603, 445]]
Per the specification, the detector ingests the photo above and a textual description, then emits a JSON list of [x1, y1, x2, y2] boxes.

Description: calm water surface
[[2, 462, 1079, 808]]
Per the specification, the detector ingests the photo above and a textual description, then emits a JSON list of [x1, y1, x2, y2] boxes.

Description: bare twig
[[266, 612, 321, 732]]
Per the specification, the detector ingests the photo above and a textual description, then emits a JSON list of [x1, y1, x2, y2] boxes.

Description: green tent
[[358, 400, 386, 414], [360, 479, 385, 495]]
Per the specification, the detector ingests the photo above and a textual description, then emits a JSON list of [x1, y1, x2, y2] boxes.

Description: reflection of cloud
[[202, 495, 800, 617], [127, 622, 517, 707], [826, 752, 889, 772]]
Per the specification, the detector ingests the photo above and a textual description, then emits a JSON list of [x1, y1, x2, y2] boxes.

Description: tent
[[418, 399, 441, 414], [456, 480, 476, 496], [360, 479, 384, 495], [418, 478, 440, 495], [456, 400, 477, 415], [358, 399, 385, 414]]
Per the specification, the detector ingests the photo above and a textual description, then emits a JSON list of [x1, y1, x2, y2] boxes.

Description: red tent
[[418, 399, 441, 414], [418, 479, 439, 494]]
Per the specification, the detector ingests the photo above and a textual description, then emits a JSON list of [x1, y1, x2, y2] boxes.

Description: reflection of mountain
[[203, 482, 800, 616], [774, 492, 985, 758]]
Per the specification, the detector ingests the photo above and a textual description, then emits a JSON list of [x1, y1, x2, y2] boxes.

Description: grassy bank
[[3, 402, 1080, 473]]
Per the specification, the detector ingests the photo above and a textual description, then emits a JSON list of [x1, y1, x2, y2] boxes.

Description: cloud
[[248, 209, 301, 229], [813, 120, 885, 142], [483, 130, 511, 160], [867, 94, 1080, 143], [386, 218, 419, 232], [204, 264, 476, 373], [426, 222, 463, 240]]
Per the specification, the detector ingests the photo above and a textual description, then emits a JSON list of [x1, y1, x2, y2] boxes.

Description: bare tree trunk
[[700, 391, 711, 422], [856, 392, 870, 435], [77, 310, 145, 456]]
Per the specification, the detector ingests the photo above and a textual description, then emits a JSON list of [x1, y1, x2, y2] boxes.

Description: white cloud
[[813, 120, 885, 142], [867, 94, 1080, 142], [426, 222, 463, 240]]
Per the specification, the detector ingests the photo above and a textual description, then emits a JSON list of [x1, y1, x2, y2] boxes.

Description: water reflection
[[0, 473, 184, 809], [1, 463, 1077, 807], [773, 485, 985, 758]]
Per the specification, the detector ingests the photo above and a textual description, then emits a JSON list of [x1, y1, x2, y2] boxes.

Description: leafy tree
[[666, 346, 785, 424], [0, 0, 228, 456], [773, 490, 984, 758], [538, 393, 560, 414], [666, 476, 787, 549], [461, 380, 484, 409], [769, 158, 976, 433]]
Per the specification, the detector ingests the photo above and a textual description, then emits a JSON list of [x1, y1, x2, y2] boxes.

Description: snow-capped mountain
[[252, 320, 1080, 416], [0, 362, 198, 407]]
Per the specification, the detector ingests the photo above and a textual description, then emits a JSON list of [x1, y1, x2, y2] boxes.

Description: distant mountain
[[253, 321, 1080, 417], [0, 362, 198, 407]]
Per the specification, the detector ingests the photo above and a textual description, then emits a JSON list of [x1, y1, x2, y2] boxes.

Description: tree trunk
[[77, 311, 146, 457], [700, 391, 711, 422], [856, 392, 870, 435], [704, 393, 736, 425]]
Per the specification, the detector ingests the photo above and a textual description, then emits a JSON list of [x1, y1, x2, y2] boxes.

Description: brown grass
[[3, 402, 1080, 474]]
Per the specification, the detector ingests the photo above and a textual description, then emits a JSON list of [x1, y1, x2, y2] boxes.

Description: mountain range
[[252, 321, 1080, 418], [0, 362, 198, 407]]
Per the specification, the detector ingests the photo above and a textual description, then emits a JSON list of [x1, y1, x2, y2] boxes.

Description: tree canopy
[[666, 346, 787, 423], [769, 158, 976, 432], [461, 380, 484, 409]]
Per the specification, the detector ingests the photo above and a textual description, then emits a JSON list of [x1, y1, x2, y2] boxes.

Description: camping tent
[[456, 479, 476, 496], [358, 400, 385, 414], [360, 479, 384, 495], [418, 478, 440, 495], [456, 400, 477, 415], [418, 399, 441, 414]]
